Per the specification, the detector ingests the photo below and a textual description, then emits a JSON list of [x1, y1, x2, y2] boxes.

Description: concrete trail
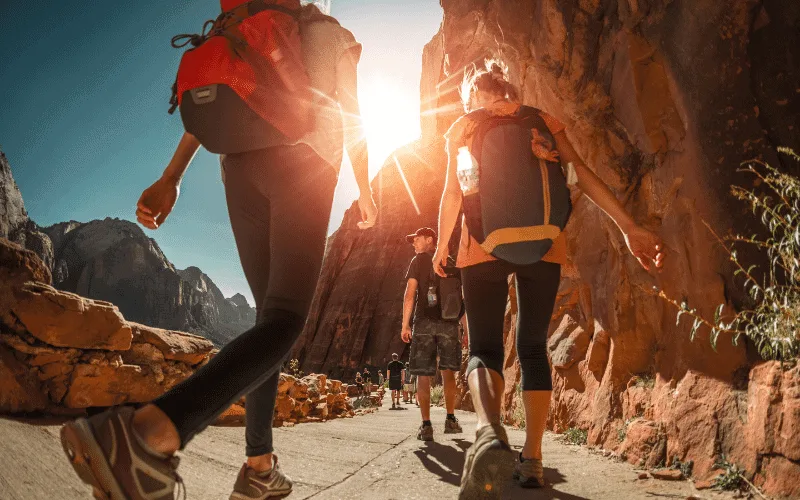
[[0, 393, 732, 500]]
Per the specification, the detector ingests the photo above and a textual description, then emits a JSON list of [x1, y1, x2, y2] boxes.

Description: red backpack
[[169, 0, 322, 154]]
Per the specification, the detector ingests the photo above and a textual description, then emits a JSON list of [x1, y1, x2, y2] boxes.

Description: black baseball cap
[[405, 227, 437, 243]]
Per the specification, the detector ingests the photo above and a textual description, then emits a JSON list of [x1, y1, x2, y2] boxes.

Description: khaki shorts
[[404, 383, 415, 392], [409, 318, 461, 376]]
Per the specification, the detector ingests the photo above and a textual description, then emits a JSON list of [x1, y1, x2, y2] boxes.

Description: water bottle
[[427, 285, 438, 307], [456, 147, 480, 195]]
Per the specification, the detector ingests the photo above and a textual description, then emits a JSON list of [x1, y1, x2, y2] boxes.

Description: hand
[[432, 246, 449, 277], [401, 325, 412, 343], [623, 225, 665, 271], [356, 190, 377, 230], [136, 176, 180, 230]]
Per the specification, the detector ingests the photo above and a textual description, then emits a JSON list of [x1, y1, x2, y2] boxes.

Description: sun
[[358, 78, 421, 171]]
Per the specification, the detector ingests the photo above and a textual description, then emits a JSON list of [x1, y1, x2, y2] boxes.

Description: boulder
[[0, 344, 48, 413], [63, 364, 166, 408], [128, 322, 213, 366], [9, 282, 132, 351]]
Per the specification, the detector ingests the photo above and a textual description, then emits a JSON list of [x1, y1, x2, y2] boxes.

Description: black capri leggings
[[461, 259, 561, 391]]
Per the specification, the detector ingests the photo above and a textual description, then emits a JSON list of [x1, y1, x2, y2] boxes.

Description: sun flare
[[358, 78, 421, 171]]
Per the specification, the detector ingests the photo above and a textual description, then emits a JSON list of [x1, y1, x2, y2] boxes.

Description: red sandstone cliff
[[299, 0, 799, 496]]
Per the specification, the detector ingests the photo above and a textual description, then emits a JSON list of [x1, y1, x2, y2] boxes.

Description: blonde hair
[[459, 58, 520, 113]]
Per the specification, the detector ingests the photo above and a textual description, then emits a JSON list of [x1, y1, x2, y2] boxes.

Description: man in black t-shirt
[[401, 227, 462, 441], [387, 353, 405, 409]]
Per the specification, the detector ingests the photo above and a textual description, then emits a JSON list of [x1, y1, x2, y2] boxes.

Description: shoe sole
[[459, 440, 515, 500], [443, 428, 462, 434], [229, 489, 292, 500], [61, 419, 127, 500]]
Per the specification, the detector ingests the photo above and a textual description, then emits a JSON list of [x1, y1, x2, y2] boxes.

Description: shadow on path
[[412, 438, 472, 486], [507, 467, 591, 499], [412, 437, 591, 500]]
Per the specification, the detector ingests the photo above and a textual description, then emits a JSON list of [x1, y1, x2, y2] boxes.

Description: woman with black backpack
[[433, 59, 664, 498]]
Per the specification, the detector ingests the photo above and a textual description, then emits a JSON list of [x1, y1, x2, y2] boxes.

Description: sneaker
[[417, 423, 434, 441], [230, 458, 293, 499], [458, 424, 514, 500], [444, 417, 463, 434], [60, 406, 183, 500], [513, 453, 544, 488]]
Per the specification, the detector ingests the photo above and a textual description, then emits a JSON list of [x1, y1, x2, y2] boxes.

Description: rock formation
[[0, 149, 256, 346], [298, 0, 800, 496], [42, 219, 255, 346], [0, 237, 354, 425], [0, 150, 54, 269], [291, 141, 456, 378]]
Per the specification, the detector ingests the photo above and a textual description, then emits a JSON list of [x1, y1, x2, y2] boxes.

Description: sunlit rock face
[[430, 0, 800, 496], [292, 140, 456, 378], [301, 0, 800, 495]]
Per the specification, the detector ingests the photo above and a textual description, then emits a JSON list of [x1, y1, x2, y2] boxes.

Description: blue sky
[[0, 0, 442, 305]]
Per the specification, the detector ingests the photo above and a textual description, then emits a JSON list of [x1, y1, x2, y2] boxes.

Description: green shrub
[[562, 427, 588, 446], [658, 149, 800, 361], [286, 359, 304, 378], [430, 384, 444, 406], [711, 456, 748, 492]]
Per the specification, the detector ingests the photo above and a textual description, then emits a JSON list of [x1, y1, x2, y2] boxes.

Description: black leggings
[[153, 144, 337, 454], [461, 259, 561, 391]]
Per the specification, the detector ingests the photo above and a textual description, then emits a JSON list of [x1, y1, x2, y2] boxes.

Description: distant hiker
[[362, 367, 372, 394], [401, 227, 463, 441], [435, 58, 664, 497], [403, 361, 417, 404], [59, 2, 378, 499], [378, 369, 385, 388], [387, 353, 405, 409], [354, 371, 364, 397]]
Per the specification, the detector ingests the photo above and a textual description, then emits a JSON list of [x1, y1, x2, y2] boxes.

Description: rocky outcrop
[[41, 219, 255, 346], [0, 150, 54, 269], [0, 237, 354, 424], [291, 141, 457, 379], [0, 150, 257, 346]]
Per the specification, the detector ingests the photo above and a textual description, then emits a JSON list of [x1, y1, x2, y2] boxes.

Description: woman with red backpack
[[59, 1, 377, 499], [433, 59, 664, 498]]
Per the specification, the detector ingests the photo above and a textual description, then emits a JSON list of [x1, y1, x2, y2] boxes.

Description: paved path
[[0, 393, 733, 499]]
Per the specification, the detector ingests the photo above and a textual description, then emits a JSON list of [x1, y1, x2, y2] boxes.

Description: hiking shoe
[[458, 424, 514, 500], [444, 417, 463, 434], [60, 406, 182, 500], [417, 423, 434, 441], [513, 453, 544, 488], [229, 458, 293, 499]]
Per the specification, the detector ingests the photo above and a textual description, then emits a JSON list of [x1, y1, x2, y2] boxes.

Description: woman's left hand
[[432, 246, 449, 277], [623, 225, 665, 272]]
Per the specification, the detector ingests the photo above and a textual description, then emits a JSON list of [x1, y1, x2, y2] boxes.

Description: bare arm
[[336, 45, 378, 231], [554, 131, 664, 270], [401, 279, 418, 341], [336, 46, 368, 193], [553, 131, 635, 234], [433, 140, 463, 276], [136, 132, 201, 230], [163, 132, 201, 183]]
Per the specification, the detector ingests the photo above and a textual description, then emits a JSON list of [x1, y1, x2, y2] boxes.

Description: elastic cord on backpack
[[167, 0, 303, 114]]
